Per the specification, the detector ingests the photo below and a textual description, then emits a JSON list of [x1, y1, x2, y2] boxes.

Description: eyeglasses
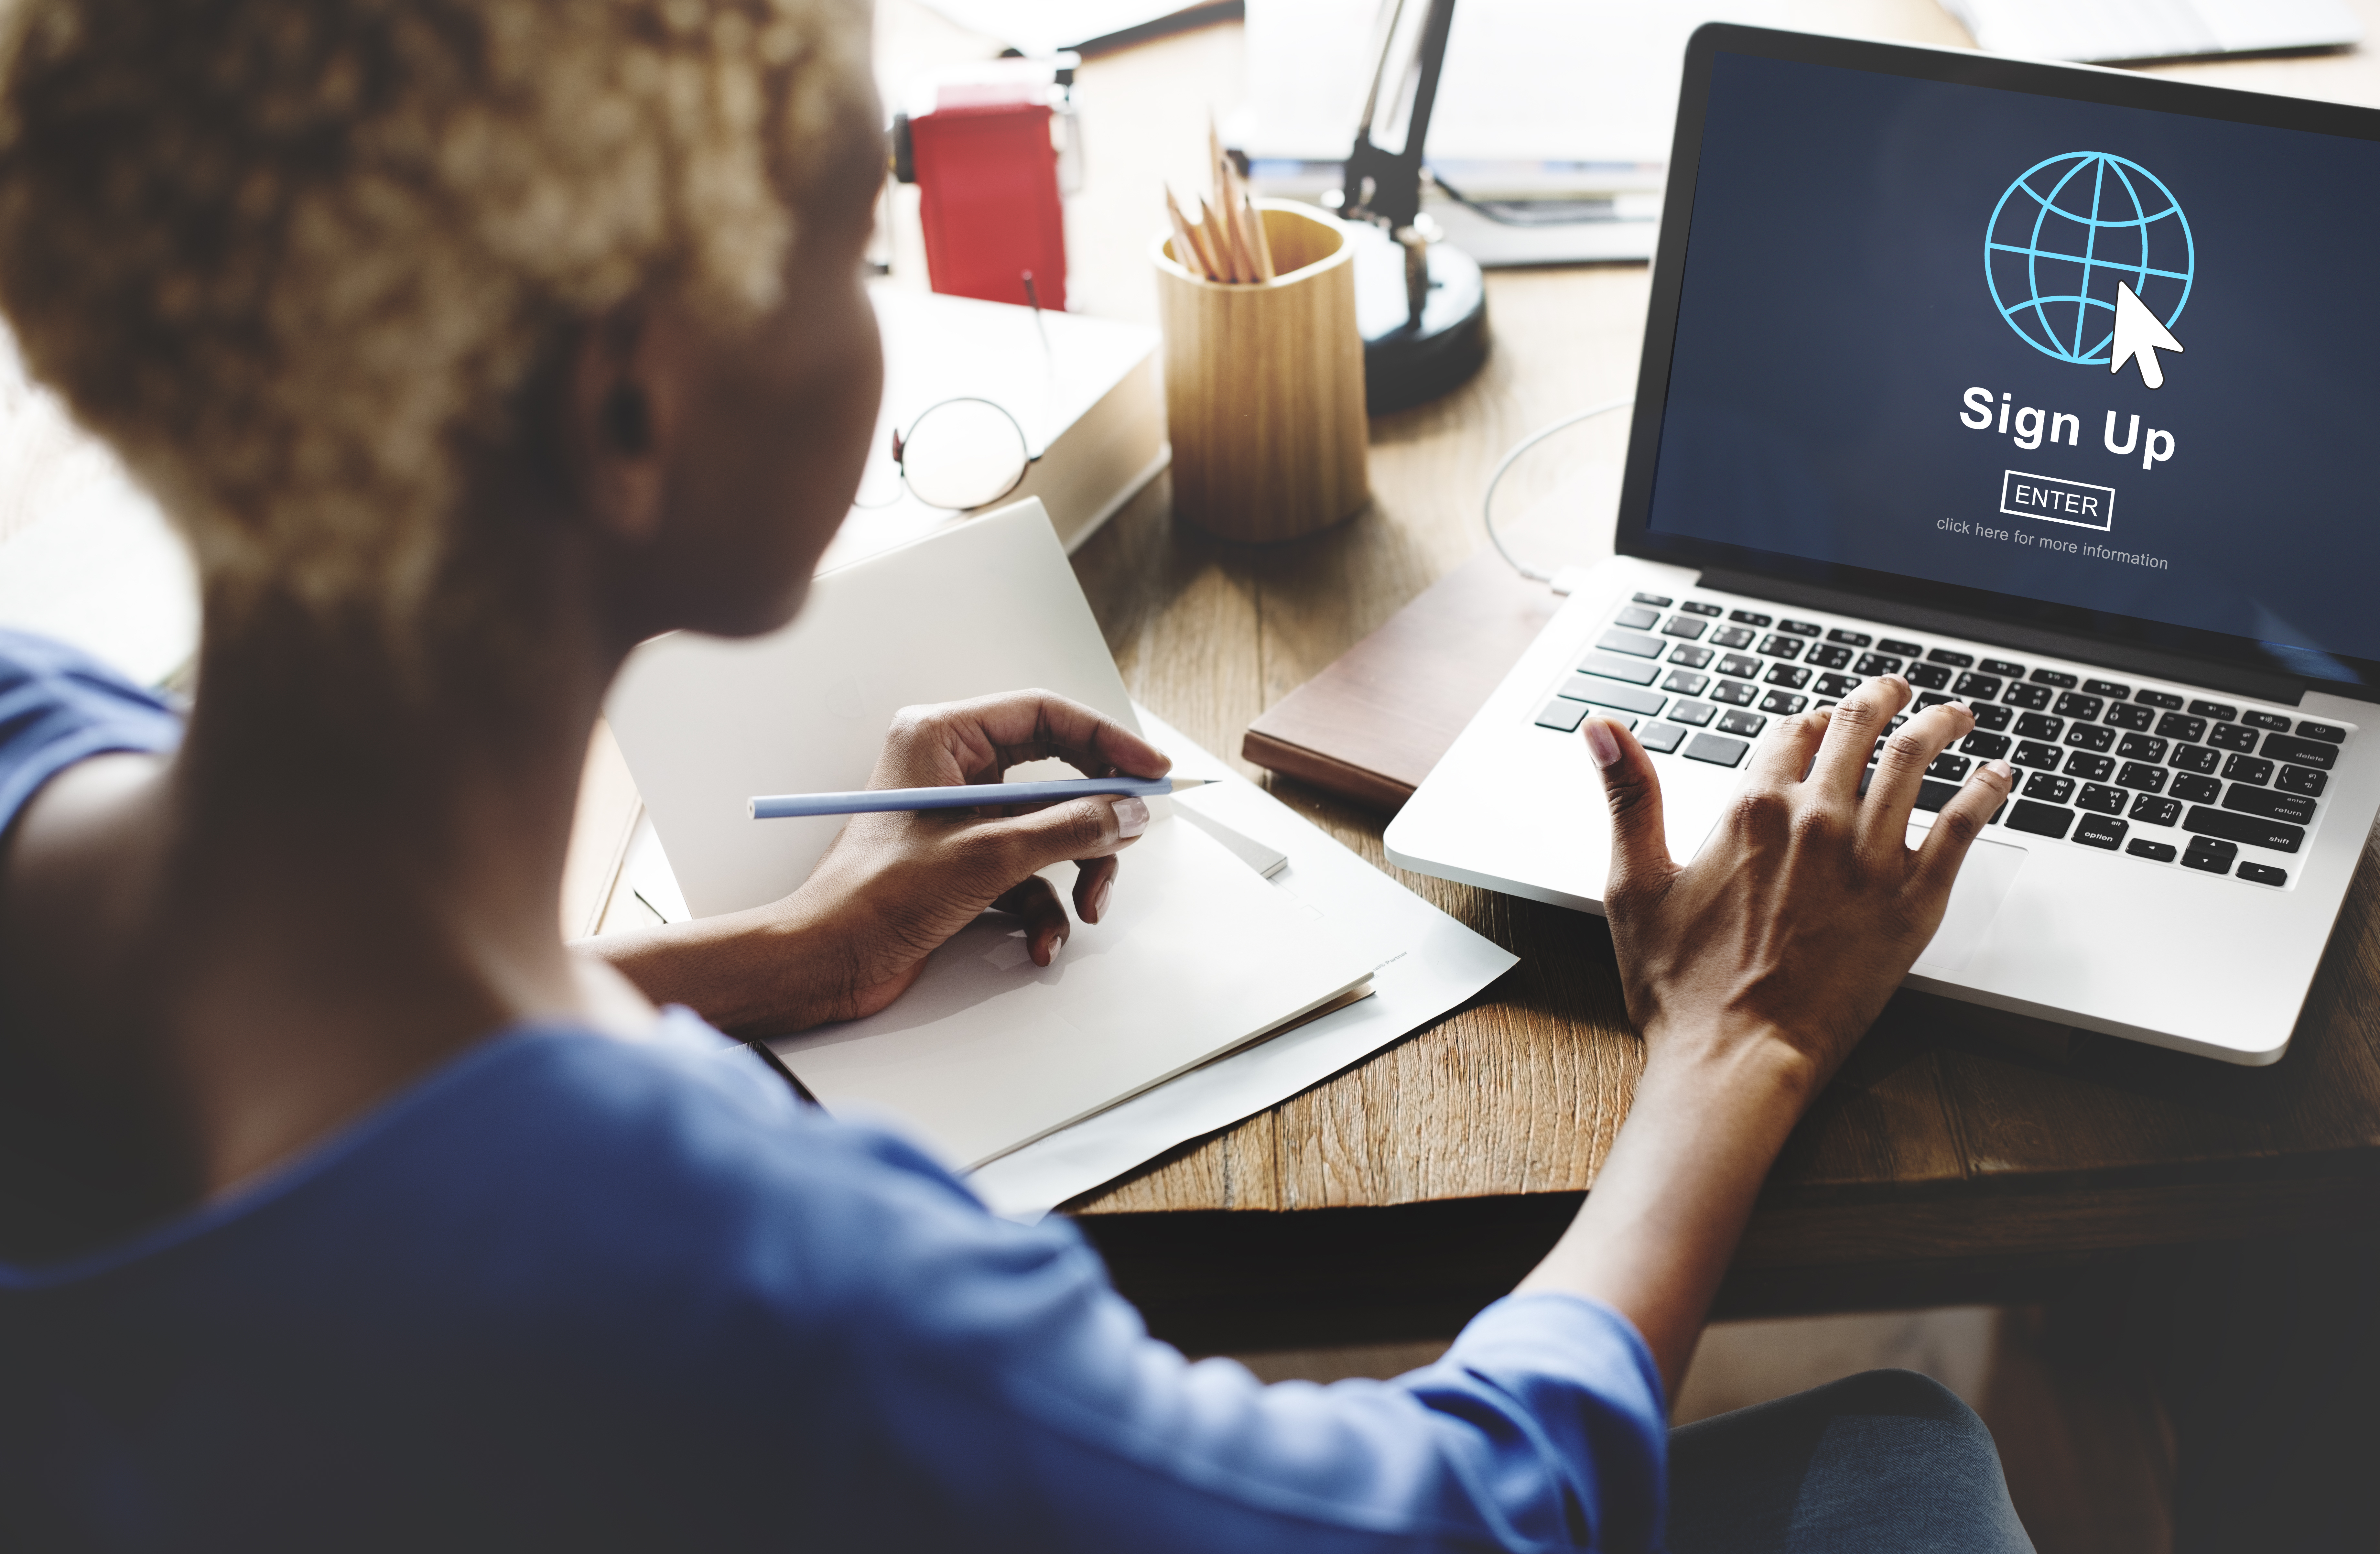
[[856, 397, 1042, 513]]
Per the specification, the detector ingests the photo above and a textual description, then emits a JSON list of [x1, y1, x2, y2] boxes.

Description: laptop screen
[[1626, 33, 2380, 689]]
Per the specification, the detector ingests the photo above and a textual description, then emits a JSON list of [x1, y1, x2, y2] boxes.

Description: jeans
[[1668, 1370, 2034, 1553]]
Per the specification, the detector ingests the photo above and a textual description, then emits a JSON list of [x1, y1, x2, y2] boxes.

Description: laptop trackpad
[[1910, 832, 2028, 978]]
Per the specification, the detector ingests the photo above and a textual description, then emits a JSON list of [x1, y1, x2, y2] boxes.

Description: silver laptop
[[1385, 25, 2380, 1065]]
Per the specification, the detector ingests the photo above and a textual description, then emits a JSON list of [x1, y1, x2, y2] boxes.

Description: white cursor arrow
[[2110, 279, 2183, 389]]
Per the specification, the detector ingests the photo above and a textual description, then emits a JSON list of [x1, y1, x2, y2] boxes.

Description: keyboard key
[[1971, 703, 2013, 731], [2244, 710, 2291, 732], [2013, 712, 2064, 741], [1668, 644, 1715, 669], [1613, 605, 1660, 630], [1953, 672, 2003, 699], [2277, 765, 2328, 797], [2222, 754, 2273, 785], [1668, 700, 1717, 727], [2225, 785, 2315, 825], [1854, 652, 1903, 675], [2155, 712, 2206, 742], [1961, 731, 2012, 759], [1680, 600, 1723, 616], [1764, 664, 1812, 690], [2188, 699, 2237, 722], [1878, 637, 1923, 656], [1535, 697, 1590, 732], [1914, 692, 1953, 710], [2001, 682, 2053, 710], [2063, 724, 2115, 753], [1928, 753, 1972, 781], [2207, 723, 2258, 752], [2074, 812, 2127, 849], [1906, 663, 1952, 690], [2184, 806, 2305, 853], [1716, 708, 1767, 737], [1632, 591, 1674, 607], [2012, 741, 2062, 769], [2053, 693, 2104, 721], [1637, 720, 1688, 754], [2169, 745, 2220, 774], [1661, 670, 1710, 696], [2104, 703, 2157, 732], [2115, 762, 2168, 793], [1711, 680, 1758, 707], [2237, 862, 2288, 887], [1684, 732, 1750, 767], [1759, 690, 1807, 715], [2262, 733, 2338, 770], [2077, 784, 2126, 816], [1757, 634, 1805, 659], [2021, 771, 2075, 803], [1826, 628, 1872, 647], [2170, 773, 2221, 805], [2182, 835, 2238, 874], [2134, 690, 2183, 710], [2006, 799, 2076, 839], [1980, 658, 2026, 677], [2082, 679, 2130, 699], [1661, 615, 1708, 640], [1717, 653, 1761, 679], [1778, 618, 1821, 637], [1729, 609, 1772, 626], [1578, 650, 1661, 685], [2065, 753, 2115, 782], [2128, 838, 2178, 861], [2029, 668, 2079, 688], [2130, 795, 2182, 826], [2296, 720, 2347, 744], [1913, 778, 1963, 812], [1598, 629, 1665, 659], [1804, 643, 1852, 670], [1565, 678, 1666, 716], [1925, 647, 1975, 668], [1814, 672, 1861, 698], [1711, 626, 1755, 649]]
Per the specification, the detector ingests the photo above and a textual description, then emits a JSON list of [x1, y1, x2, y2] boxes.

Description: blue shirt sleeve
[[0, 628, 182, 837]]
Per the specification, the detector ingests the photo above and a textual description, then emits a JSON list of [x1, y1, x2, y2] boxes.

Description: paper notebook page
[[768, 816, 1376, 1171]]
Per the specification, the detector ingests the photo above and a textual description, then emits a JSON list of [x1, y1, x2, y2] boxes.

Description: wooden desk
[[581, 0, 2380, 1352]]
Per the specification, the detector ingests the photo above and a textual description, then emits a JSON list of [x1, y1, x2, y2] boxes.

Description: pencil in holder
[[1153, 202, 1368, 543]]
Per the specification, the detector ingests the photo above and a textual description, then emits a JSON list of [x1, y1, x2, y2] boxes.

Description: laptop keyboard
[[1534, 588, 2355, 890]]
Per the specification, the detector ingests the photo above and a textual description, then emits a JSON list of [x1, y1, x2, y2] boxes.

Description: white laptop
[[1385, 25, 2380, 1065]]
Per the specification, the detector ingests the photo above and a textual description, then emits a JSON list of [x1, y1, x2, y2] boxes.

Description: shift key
[[1562, 677, 1665, 717], [2182, 806, 2304, 853]]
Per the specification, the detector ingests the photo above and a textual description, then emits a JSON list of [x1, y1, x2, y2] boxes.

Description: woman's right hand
[[1589, 675, 2015, 1101]]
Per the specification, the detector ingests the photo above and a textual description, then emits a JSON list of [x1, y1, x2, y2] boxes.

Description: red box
[[907, 97, 1067, 311]]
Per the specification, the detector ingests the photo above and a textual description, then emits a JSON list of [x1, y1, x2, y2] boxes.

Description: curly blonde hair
[[0, 0, 874, 633]]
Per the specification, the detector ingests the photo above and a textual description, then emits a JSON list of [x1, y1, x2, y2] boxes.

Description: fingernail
[[1987, 759, 2015, 782], [1091, 875, 1113, 922], [1111, 796, 1150, 838], [1582, 717, 1622, 768]]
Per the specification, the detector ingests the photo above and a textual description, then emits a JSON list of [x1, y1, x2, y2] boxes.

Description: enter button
[[2000, 470, 2115, 531]]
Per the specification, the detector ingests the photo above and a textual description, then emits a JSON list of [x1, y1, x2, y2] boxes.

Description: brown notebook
[[1241, 549, 1563, 811]]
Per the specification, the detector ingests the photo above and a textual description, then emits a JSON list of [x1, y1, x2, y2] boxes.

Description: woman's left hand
[[582, 690, 1169, 1036]]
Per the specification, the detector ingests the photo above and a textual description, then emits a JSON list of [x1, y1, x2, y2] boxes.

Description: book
[[823, 285, 1166, 571]]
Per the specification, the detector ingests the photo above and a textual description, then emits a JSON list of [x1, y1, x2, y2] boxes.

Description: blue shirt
[[0, 631, 1669, 1552]]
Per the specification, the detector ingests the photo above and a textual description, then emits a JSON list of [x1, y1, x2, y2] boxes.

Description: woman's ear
[[565, 303, 684, 544]]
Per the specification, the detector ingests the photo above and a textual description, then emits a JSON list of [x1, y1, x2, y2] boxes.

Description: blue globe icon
[[1985, 152, 2193, 365]]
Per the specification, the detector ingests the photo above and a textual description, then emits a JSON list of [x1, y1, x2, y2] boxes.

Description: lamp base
[[1348, 223, 1489, 414]]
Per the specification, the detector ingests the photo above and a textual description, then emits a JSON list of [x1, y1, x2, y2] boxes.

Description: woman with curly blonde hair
[[0, 2, 2032, 1549]]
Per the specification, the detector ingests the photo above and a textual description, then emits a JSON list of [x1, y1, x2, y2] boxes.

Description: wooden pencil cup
[[1154, 202, 1368, 542]]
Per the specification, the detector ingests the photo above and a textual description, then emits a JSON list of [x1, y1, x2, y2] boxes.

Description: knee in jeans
[[1822, 1369, 1992, 1443]]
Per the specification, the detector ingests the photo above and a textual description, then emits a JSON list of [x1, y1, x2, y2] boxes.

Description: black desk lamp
[[1331, 0, 1488, 412]]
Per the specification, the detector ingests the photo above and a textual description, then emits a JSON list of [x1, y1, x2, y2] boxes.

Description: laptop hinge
[[1696, 568, 2308, 704]]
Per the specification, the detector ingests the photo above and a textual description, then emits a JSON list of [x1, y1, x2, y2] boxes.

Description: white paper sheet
[[967, 707, 1518, 1220]]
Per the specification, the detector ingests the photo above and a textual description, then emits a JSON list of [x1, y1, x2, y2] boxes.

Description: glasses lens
[[899, 400, 1029, 510]]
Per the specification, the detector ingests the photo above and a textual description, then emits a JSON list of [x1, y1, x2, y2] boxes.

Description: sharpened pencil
[[750, 775, 1217, 820]]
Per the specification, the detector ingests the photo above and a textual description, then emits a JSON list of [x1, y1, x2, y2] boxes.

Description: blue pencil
[[748, 775, 1214, 820]]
